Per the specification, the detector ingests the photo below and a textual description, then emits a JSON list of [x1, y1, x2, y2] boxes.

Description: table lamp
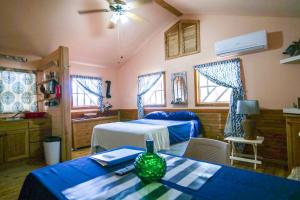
[[237, 100, 260, 140]]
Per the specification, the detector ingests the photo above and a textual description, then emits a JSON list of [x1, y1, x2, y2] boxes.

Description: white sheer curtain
[[137, 72, 164, 119]]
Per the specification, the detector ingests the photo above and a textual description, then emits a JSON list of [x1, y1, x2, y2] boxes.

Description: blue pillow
[[167, 111, 199, 121], [144, 111, 169, 120]]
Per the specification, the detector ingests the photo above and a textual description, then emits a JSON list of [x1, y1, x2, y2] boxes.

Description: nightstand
[[225, 136, 264, 170]]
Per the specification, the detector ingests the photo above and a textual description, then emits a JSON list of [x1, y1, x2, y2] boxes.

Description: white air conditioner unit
[[215, 30, 268, 56]]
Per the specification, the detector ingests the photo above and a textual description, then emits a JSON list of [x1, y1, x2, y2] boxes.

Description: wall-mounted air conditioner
[[215, 30, 268, 56]]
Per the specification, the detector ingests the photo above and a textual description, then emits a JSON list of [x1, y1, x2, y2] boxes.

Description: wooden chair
[[184, 138, 231, 165]]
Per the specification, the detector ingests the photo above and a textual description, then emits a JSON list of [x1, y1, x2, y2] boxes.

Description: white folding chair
[[184, 138, 230, 165]]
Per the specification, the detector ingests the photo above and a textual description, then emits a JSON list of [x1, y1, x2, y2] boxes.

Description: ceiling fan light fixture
[[120, 14, 129, 23], [110, 13, 119, 24]]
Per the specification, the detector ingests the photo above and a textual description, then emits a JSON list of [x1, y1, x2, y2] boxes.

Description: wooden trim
[[71, 106, 99, 110], [37, 49, 60, 71], [153, 0, 183, 17], [144, 105, 167, 108], [195, 103, 229, 107], [143, 108, 229, 113], [59, 46, 72, 161], [194, 69, 200, 106]]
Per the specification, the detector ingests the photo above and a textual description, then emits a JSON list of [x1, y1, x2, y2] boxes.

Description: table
[[225, 136, 264, 169], [19, 146, 300, 200]]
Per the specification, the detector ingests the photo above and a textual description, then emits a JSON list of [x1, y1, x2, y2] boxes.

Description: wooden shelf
[[280, 55, 300, 64]]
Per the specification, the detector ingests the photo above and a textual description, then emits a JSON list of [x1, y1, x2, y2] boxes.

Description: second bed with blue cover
[[141, 111, 201, 144], [129, 119, 199, 145]]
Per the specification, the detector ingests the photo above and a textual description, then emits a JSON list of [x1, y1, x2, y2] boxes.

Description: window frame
[[194, 70, 229, 107], [143, 73, 167, 108], [70, 76, 99, 110]]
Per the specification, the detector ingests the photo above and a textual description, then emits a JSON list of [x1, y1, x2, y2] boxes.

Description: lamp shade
[[237, 100, 260, 115]]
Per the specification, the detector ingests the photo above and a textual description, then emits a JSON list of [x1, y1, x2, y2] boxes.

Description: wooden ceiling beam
[[154, 0, 183, 17]]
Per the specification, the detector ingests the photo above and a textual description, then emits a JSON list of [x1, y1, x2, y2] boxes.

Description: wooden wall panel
[[119, 108, 287, 166], [120, 109, 138, 121], [249, 109, 286, 165], [71, 110, 119, 119]]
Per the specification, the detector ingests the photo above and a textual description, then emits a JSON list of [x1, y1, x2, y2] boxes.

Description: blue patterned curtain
[[194, 58, 245, 138], [137, 72, 164, 119], [0, 68, 37, 113], [71, 75, 103, 111]]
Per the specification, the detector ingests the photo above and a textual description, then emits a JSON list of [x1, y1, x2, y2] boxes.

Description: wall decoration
[[171, 72, 188, 105], [105, 80, 111, 98]]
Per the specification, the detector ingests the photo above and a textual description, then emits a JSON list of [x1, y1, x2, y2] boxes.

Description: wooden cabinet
[[0, 118, 51, 164], [0, 135, 4, 164], [72, 116, 119, 149], [4, 129, 29, 162], [29, 128, 51, 158], [286, 115, 300, 170]]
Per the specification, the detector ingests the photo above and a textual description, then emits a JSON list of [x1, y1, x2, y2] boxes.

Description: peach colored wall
[[117, 14, 300, 109], [70, 64, 120, 109]]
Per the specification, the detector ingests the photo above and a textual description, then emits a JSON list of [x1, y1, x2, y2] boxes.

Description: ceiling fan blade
[[107, 21, 116, 29], [127, 0, 152, 10], [153, 0, 182, 16], [78, 9, 110, 14], [106, 0, 126, 5], [106, 0, 114, 4], [126, 12, 144, 22], [115, 0, 127, 5]]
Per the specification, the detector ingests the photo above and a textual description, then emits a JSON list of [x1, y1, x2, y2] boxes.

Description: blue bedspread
[[129, 119, 198, 144], [19, 146, 300, 200]]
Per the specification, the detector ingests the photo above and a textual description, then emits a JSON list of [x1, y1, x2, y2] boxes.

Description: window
[[71, 76, 101, 109], [0, 69, 37, 113], [142, 74, 166, 107], [195, 71, 231, 106], [165, 20, 200, 60]]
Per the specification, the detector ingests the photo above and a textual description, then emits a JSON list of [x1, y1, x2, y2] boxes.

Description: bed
[[91, 111, 201, 152]]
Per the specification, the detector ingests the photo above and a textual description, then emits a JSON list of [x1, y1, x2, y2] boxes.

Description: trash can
[[43, 136, 61, 165]]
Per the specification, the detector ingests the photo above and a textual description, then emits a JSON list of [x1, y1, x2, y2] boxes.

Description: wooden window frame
[[70, 76, 99, 110], [194, 70, 229, 107], [165, 20, 200, 60], [143, 73, 167, 108]]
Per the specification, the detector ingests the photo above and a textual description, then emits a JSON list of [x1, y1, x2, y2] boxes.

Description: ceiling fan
[[78, 0, 182, 29]]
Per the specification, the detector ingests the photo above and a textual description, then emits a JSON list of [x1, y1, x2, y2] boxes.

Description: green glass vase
[[134, 140, 166, 183]]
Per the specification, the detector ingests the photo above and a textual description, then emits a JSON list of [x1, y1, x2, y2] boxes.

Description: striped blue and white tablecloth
[[20, 146, 300, 200], [62, 154, 221, 200]]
